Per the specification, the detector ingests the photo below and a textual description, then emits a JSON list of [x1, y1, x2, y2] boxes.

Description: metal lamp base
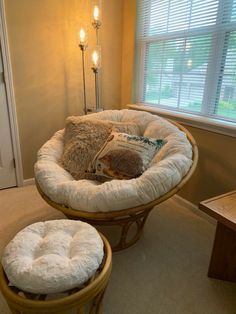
[[87, 107, 104, 114]]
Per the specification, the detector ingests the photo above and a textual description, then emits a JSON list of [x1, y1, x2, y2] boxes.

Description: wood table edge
[[200, 190, 236, 206], [199, 191, 236, 232]]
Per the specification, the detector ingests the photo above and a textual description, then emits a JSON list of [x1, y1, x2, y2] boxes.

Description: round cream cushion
[[34, 109, 193, 212], [2, 220, 104, 294]]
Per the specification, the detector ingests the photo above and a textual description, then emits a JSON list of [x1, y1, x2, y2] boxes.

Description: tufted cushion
[[61, 116, 141, 180], [34, 109, 193, 212], [1, 220, 104, 294]]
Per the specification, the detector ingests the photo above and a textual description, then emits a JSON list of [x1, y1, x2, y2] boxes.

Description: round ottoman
[[0, 220, 112, 314]]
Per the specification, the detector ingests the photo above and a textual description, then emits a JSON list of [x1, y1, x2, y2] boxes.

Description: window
[[135, 0, 236, 123]]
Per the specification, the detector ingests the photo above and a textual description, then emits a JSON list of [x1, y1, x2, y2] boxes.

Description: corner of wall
[[121, 0, 136, 109]]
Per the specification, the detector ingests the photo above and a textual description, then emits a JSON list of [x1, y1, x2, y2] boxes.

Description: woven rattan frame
[[36, 119, 198, 251], [0, 234, 112, 314]]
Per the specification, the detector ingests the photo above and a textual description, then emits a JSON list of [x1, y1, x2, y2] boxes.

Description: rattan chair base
[[36, 180, 153, 252], [0, 234, 112, 314], [36, 119, 198, 252], [65, 207, 152, 252]]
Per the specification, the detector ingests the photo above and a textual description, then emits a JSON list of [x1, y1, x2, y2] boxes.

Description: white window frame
[[134, 0, 236, 136]]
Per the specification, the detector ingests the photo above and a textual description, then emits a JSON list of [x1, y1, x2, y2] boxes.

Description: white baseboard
[[174, 194, 215, 225], [23, 178, 35, 186], [174, 194, 198, 211]]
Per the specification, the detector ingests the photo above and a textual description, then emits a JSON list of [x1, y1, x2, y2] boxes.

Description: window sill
[[127, 104, 236, 138]]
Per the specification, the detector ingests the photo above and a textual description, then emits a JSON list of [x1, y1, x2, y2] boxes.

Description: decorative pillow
[[88, 132, 166, 180], [61, 117, 141, 180]]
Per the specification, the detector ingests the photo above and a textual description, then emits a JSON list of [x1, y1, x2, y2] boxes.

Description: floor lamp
[[78, 2, 102, 114]]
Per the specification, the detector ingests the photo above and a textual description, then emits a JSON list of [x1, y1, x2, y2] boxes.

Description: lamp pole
[[79, 43, 88, 115], [92, 67, 100, 110], [92, 4, 102, 112], [78, 28, 88, 115]]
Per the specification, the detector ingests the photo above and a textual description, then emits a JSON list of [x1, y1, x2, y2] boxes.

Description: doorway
[[0, 45, 16, 189], [0, 0, 23, 189]]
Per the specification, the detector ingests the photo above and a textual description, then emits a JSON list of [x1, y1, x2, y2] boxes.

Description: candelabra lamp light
[[78, 28, 88, 115], [92, 48, 101, 111], [91, 1, 102, 112], [78, 1, 103, 115], [92, 3, 102, 44]]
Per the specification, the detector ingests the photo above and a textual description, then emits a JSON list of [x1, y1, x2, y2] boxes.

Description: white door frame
[[0, 0, 23, 186]]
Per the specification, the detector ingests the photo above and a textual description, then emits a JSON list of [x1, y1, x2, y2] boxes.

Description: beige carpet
[[0, 185, 236, 314]]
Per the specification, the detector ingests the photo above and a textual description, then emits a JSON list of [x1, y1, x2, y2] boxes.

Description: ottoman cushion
[[1, 220, 104, 294]]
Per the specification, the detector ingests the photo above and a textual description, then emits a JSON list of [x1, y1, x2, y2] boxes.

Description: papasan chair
[[35, 109, 198, 251]]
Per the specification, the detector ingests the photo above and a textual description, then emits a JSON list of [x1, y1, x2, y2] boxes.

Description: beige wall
[[122, 0, 236, 205], [178, 126, 236, 205], [5, 0, 123, 179]]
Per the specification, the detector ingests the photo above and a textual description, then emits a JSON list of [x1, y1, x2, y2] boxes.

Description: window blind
[[135, 0, 236, 122]]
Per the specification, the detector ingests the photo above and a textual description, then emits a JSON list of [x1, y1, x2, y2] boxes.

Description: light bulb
[[93, 5, 99, 21], [79, 28, 86, 44], [92, 50, 99, 67]]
